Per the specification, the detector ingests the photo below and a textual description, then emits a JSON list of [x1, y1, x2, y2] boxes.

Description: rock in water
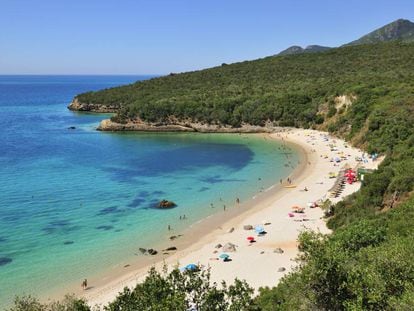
[[157, 200, 177, 209]]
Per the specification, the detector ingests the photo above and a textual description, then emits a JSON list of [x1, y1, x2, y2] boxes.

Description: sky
[[0, 0, 413, 75]]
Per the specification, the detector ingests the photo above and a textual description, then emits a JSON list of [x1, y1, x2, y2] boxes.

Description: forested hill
[[73, 42, 414, 137]]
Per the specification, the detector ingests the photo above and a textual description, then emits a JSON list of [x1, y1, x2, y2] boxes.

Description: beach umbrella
[[255, 226, 265, 234], [219, 253, 230, 260], [184, 264, 198, 271], [247, 236, 255, 241]]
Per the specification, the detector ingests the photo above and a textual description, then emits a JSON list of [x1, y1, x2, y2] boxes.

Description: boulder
[[243, 225, 253, 230], [274, 248, 284, 254], [163, 246, 177, 251], [215, 243, 222, 249], [157, 200, 177, 209], [147, 249, 158, 255], [139, 248, 147, 254]]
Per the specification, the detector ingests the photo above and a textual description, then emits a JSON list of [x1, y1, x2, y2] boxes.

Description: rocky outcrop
[[67, 98, 119, 113], [97, 119, 276, 133], [98, 119, 195, 132]]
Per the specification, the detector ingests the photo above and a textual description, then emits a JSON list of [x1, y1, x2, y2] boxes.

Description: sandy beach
[[81, 128, 381, 308]]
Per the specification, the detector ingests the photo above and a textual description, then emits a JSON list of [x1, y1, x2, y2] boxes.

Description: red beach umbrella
[[247, 236, 255, 241]]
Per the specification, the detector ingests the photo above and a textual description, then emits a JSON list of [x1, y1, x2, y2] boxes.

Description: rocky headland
[[68, 98, 275, 133]]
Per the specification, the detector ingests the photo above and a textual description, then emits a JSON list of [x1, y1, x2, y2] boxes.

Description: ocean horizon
[[0, 75, 299, 308]]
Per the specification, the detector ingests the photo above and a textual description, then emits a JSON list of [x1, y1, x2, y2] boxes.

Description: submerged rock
[[0, 257, 12, 266]]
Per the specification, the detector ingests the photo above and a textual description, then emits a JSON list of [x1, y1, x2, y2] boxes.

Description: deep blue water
[[0, 75, 298, 308]]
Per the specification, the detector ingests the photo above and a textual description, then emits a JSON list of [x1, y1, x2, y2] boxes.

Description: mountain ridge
[[345, 18, 414, 46], [278, 18, 414, 55], [278, 45, 331, 56]]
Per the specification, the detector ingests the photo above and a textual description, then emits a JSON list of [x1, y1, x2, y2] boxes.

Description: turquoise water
[[0, 76, 298, 308]]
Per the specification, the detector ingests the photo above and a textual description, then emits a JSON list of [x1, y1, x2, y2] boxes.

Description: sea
[[0, 75, 299, 308]]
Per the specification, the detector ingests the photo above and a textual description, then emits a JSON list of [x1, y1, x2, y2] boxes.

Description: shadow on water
[[200, 175, 246, 184], [104, 144, 254, 182], [41, 220, 81, 235]]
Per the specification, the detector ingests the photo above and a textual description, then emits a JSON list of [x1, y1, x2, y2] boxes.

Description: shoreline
[[56, 128, 379, 307]]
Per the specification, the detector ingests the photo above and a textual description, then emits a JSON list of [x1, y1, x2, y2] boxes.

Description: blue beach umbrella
[[255, 226, 265, 234], [182, 264, 198, 272], [219, 253, 230, 260]]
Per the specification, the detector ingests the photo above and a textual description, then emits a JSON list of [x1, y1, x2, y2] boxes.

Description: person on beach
[[280, 178, 282, 184], [168, 225, 171, 231], [224, 205, 226, 211], [81, 279, 87, 290], [183, 214, 186, 219]]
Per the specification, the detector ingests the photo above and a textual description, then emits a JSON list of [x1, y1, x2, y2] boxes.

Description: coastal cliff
[[97, 119, 275, 133], [68, 98, 119, 113]]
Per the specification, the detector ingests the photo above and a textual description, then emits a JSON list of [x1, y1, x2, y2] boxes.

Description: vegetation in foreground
[[9, 268, 257, 311]]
